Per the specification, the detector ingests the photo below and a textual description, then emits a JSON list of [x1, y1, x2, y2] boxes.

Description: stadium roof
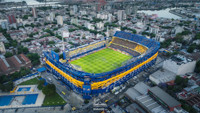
[[149, 86, 181, 108], [37, 67, 46, 72]]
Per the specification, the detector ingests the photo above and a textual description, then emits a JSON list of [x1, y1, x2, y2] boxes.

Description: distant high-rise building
[[108, 13, 113, 22], [132, 6, 138, 14], [7, 15, 16, 24], [50, 12, 55, 21], [73, 5, 78, 14], [117, 10, 125, 21], [32, 7, 37, 18], [125, 5, 132, 15], [57, 16, 63, 26]]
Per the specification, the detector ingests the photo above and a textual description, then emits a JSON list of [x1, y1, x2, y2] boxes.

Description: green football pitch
[[70, 48, 132, 73]]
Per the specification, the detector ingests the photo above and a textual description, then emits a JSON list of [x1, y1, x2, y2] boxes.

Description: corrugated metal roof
[[2, 58, 10, 67], [125, 88, 141, 100], [14, 55, 22, 64], [134, 82, 150, 95], [149, 86, 181, 108], [20, 54, 30, 62]]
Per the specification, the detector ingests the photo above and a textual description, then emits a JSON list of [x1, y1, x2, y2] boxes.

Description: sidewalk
[[0, 104, 71, 113]]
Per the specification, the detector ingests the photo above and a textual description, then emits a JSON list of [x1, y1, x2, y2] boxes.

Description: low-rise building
[[0, 54, 32, 75], [149, 69, 176, 85], [148, 86, 181, 111], [0, 42, 6, 53], [0, 33, 8, 43], [163, 55, 196, 76]]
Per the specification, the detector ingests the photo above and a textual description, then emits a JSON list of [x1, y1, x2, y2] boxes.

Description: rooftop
[[171, 54, 193, 65], [136, 95, 166, 113], [125, 88, 141, 100], [0, 54, 32, 75], [149, 86, 181, 108], [149, 69, 176, 84], [134, 82, 150, 95]]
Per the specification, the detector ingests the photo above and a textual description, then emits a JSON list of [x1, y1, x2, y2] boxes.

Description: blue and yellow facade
[[44, 31, 160, 99]]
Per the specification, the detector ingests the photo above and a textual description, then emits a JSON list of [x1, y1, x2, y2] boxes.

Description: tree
[[55, 34, 62, 40], [48, 41, 55, 45], [194, 33, 200, 40], [0, 81, 14, 92], [175, 75, 183, 85], [27, 53, 40, 66], [45, 29, 54, 36], [42, 84, 56, 96], [22, 15, 29, 20], [181, 30, 191, 35], [11, 40, 18, 47], [18, 46, 29, 54], [187, 44, 196, 53], [174, 75, 188, 88], [38, 79, 45, 90], [84, 100, 89, 104], [0, 75, 8, 84], [160, 39, 172, 48], [5, 52, 13, 58], [59, 54, 63, 59], [54, 48, 60, 53]]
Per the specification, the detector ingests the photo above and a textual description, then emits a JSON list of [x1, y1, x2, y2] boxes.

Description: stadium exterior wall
[[44, 31, 160, 99]]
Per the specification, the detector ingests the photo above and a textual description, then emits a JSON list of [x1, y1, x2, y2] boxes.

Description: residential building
[[117, 10, 126, 21], [50, 12, 55, 21], [57, 16, 63, 26], [7, 15, 16, 24], [0, 33, 8, 43], [96, 22, 104, 30], [32, 7, 37, 18], [71, 18, 79, 25], [1, 20, 9, 29], [0, 42, 6, 53]]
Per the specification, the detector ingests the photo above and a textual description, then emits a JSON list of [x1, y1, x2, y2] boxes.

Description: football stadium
[[44, 31, 160, 99]]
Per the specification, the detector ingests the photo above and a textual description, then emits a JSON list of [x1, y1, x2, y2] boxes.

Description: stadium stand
[[134, 45, 147, 54], [110, 44, 140, 57], [109, 36, 147, 56], [112, 37, 138, 49], [69, 40, 106, 58]]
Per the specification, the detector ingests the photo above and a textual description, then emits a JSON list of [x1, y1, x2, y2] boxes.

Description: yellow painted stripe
[[46, 60, 84, 88]]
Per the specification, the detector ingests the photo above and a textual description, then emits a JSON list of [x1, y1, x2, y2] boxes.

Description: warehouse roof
[[149, 86, 181, 108], [125, 88, 141, 100], [134, 82, 150, 95], [149, 69, 176, 85]]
